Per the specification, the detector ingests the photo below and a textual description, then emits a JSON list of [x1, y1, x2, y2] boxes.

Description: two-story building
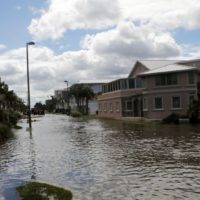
[[97, 60, 200, 120]]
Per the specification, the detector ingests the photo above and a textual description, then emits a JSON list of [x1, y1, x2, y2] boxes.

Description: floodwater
[[0, 114, 200, 200]]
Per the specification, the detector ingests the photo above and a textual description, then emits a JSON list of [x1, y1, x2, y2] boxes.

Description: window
[[143, 97, 148, 111], [121, 79, 128, 89], [135, 78, 143, 88], [116, 102, 120, 112], [155, 73, 177, 86], [188, 71, 195, 84], [172, 96, 181, 109], [167, 74, 177, 85], [117, 80, 120, 90], [155, 75, 165, 86], [128, 79, 135, 88], [154, 97, 163, 109], [126, 100, 133, 111]]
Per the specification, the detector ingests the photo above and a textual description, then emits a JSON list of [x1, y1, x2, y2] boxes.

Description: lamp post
[[64, 80, 69, 111], [64, 80, 68, 89], [26, 41, 35, 130]]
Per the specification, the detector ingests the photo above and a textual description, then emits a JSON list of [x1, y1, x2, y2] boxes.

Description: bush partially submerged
[[162, 113, 180, 124], [16, 181, 73, 200], [188, 100, 200, 123], [71, 111, 82, 118], [0, 109, 22, 126], [0, 123, 12, 142]]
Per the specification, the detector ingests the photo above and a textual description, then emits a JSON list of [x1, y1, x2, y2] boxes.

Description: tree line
[[45, 83, 95, 115], [0, 79, 25, 126]]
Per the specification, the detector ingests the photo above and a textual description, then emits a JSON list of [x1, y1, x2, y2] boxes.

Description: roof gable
[[128, 61, 149, 78]]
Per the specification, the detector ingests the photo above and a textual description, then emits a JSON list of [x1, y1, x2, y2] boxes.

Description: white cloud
[[29, 0, 120, 40], [3, 0, 200, 105], [28, 0, 200, 40], [0, 20, 183, 106], [0, 44, 7, 50], [0, 34, 199, 107], [82, 21, 181, 59]]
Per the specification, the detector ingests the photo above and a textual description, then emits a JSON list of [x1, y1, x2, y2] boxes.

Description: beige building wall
[[98, 98, 122, 118], [98, 88, 143, 118], [142, 71, 198, 119]]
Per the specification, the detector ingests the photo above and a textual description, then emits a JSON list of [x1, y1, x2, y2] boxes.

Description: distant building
[[97, 60, 200, 120], [54, 89, 69, 111], [69, 82, 105, 114], [54, 82, 105, 114]]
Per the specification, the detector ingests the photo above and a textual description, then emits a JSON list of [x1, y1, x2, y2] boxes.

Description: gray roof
[[128, 60, 179, 77], [139, 60, 179, 70], [139, 64, 197, 76]]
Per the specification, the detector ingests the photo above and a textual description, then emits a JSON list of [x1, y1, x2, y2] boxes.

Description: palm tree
[[70, 84, 94, 114]]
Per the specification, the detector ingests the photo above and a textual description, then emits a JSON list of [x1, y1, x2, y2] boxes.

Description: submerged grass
[[16, 182, 73, 200]]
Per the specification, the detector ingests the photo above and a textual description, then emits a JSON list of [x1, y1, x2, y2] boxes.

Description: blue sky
[[0, 0, 200, 105]]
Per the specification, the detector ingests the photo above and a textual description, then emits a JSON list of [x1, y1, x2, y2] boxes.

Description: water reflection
[[0, 115, 200, 199]]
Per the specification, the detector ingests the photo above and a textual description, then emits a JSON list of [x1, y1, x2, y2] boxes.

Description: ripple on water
[[0, 115, 200, 199]]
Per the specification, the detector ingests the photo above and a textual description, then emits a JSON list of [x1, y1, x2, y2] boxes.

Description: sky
[[1, 0, 200, 106]]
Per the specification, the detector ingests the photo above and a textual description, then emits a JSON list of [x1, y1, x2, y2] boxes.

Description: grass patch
[[16, 181, 73, 200]]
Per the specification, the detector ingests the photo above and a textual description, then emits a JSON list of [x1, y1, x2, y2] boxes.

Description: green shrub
[[0, 123, 12, 142], [188, 100, 200, 123], [4, 110, 22, 126], [71, 111, 82, 117]]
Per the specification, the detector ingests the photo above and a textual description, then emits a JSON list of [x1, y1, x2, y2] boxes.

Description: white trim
[[143, 88, 197, 95]]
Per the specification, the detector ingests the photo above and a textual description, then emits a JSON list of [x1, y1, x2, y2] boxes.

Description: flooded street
[[1, 114, 200, 199]]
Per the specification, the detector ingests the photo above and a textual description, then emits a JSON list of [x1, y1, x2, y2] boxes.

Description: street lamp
[[64, 80, 68, 89], [26, 41, 35, 130]]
